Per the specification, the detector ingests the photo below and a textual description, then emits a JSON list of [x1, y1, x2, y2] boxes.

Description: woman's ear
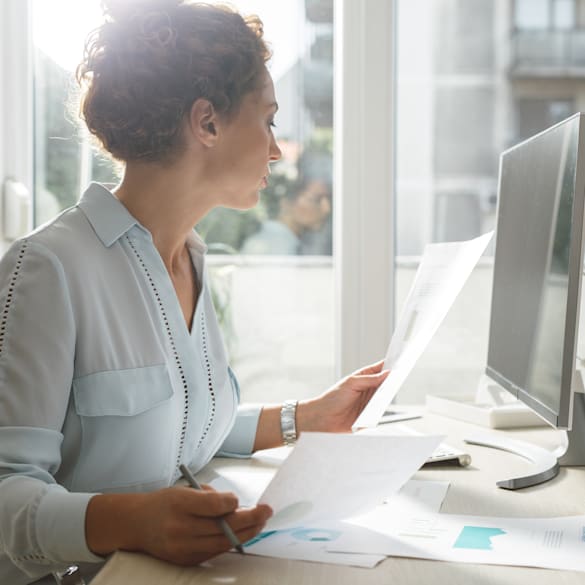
[[188, 99, 219, 147]]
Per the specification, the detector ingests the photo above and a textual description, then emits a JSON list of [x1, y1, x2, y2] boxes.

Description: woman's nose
[[269, 135, 282, 162]]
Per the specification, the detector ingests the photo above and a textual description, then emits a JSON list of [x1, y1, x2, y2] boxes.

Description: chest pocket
[[72, 364, 176, 491]]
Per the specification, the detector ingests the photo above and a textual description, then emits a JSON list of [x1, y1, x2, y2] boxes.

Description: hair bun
[[101, 0, 182, 22]]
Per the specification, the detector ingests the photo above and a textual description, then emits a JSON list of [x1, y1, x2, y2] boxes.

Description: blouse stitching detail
[[197, 311, 216, 449], [12, 553, 49, 563], [0, 240, 28, 358], [125, 236, 190, 472], [10, 486, 48, 564]]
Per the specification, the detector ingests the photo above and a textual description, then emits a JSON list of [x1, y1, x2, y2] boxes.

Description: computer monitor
[[485, 112, 585, 488]]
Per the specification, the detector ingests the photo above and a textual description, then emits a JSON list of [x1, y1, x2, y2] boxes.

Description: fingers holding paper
[[354, 359, 387, 376], [147, 487, 271, 564], [90, 486, 273, 566], [296, 359, 390, 434]]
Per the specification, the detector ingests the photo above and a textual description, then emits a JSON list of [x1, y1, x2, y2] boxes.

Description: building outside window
[[514, 0, 575, 30]]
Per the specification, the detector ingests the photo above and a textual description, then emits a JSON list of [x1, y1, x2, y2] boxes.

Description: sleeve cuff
[[217, 404, 263, 457], [36, 486, 104, 564]]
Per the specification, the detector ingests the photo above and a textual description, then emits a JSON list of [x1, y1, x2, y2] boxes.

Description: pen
[[179, 464, 245, 554]]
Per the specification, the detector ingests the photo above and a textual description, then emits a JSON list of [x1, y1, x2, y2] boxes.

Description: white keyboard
[[376, 417, 472, 467], [425, 442, 472, 467]]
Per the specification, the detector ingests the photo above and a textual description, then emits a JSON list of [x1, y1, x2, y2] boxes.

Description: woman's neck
[[113, 161, 212, 266]]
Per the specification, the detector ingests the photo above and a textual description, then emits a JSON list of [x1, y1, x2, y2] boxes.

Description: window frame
[[0, 0, 33, 250], [334, 0, 396, 376]]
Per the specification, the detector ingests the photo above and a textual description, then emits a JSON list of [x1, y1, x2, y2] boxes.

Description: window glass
[[514, 0, 575, 30], [395, 0, 580, 404], [32, 0, 117, 226], [516, 98, 574, 140], [200, 1, 333, 258], [515, 0, 549, 29], [32, 0, 335, 402], [201, 0, 335, 402], [554, 0, 575, 29]]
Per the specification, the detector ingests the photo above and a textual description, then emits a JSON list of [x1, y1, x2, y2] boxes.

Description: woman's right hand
[[86, 486, 272, 565]]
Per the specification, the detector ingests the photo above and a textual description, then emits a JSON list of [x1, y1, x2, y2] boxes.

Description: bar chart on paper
[[453, 526, 507, 550], [330, 513, 585, 573]]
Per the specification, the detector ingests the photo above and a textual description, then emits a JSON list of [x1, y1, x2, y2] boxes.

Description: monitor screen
[[486, 113, 585, 429]]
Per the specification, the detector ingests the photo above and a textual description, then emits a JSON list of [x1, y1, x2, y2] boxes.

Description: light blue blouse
[[0, 183, 262, 584]]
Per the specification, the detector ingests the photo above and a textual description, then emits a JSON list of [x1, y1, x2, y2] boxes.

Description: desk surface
[[91, 411, 585, 584]]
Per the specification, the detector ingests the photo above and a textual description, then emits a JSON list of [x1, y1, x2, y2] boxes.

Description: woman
[[240, 176, 332, 255], [0, 1, 389, 583]]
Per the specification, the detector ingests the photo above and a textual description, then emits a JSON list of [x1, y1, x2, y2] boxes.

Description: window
[[394, 0, 497, 403], [32, 0, 118, 226], [7, 0, 394, 400], [514, 0, 575, 30], [516, 98, 575, 140], [19, 0, 585, 410], [31, 0, 337, 402], [394, 0, 584, 404], [194, 0, 337, 401]]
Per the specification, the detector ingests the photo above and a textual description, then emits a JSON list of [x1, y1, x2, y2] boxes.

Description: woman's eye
[[269, 121, 277, 129]]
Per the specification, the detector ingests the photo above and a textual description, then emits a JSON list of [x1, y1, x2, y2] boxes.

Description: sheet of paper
[[326, 479, 450, 555], [207, 446, 293, 507], [354, 231, 494, 429], [209, 438, 442, 567], [257, 432, 442, 531], [209, 470, 274, 508], [330, 511, 585, 572], [355, 478, 450, 519], [243, 480, 448, 567], [243, 521, 386, 567], [210, 472, 449, 519], [209, 468, 387, 567]]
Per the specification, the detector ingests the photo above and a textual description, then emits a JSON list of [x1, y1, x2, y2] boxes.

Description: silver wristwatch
[[280, 400, 298, 446]]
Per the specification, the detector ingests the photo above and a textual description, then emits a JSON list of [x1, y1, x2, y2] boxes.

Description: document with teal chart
[[330, 512, 585, 573]]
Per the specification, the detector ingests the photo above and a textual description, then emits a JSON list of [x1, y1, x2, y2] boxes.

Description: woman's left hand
[[297, 360, 390, 434]]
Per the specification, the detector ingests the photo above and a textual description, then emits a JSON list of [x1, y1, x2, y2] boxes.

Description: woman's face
[[214, 69, 282, 209], [290, 180, 332, 231]]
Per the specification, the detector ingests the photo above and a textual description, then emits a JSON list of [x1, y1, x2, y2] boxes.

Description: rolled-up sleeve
[[0, 240, 101, 583], [216, 368, 262, 457], [218, 404, 263, 457]]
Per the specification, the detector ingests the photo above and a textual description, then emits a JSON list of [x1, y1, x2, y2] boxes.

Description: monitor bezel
[[485, 112, 585, 430]]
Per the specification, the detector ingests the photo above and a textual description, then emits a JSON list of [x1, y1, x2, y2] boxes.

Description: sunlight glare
[[32, 0, 302, 80]]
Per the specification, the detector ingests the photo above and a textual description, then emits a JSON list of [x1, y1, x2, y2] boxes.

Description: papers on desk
[[244, 522, 387, 568], [257, 432, 442, 530], [243, 477, 449, 568], [332, 511, 585, 573], [354, 231, 493, 429], [211, 434, 585, 574], [209, 433, 443, 567]]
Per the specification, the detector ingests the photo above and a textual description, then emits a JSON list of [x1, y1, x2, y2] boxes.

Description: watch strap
[[280, 399, 298, 446]]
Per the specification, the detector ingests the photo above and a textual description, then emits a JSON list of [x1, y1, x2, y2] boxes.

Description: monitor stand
[[464, 393, 585, 490]]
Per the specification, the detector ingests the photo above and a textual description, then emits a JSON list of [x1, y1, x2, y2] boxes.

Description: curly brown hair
[[76, 0, 271, 164]]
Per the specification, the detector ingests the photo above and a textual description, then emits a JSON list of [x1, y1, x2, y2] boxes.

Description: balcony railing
[[511, 29, 585, 76]]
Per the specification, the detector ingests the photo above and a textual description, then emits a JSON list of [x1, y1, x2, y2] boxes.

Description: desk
[[91, 411, 585, 584]]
